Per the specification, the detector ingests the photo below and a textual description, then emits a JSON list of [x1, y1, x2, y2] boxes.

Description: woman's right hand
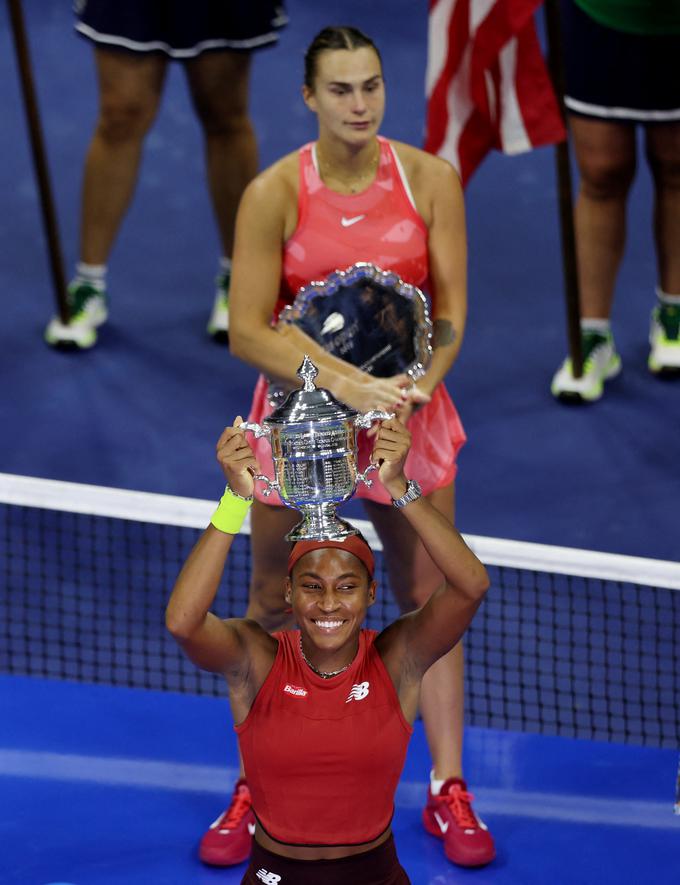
[[338, 373, 430, 415], [215, 417, 260, 498]]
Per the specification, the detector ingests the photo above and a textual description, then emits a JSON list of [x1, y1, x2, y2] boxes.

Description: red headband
[[287, 534, 375, 578]]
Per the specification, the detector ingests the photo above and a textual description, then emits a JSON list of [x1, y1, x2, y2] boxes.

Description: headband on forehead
[[287, 534, 375, 578]]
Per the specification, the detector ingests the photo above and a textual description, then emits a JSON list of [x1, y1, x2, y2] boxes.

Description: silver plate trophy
[[241, 356, 392, 541], [268, 262, 432, 406]]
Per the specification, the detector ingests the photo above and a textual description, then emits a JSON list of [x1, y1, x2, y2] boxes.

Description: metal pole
[[7, 0, 70, 325], [543, 0, 583, 377]]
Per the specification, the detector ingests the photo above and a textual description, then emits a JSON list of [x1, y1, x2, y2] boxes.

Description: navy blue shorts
[[560, 0, 680, 123], [240, 835, 411, 885], [74, 0, 287, 58]]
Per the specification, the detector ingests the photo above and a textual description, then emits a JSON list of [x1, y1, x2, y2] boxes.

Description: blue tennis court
[[1, 0, 679, 882]]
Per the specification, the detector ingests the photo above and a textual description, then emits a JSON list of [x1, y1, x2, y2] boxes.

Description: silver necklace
[[299, 636, 352, 679], [316, 141, 380, 194]]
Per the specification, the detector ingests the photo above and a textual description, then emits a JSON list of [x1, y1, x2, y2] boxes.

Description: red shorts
[[246, 374, 466, 506], [240, 835, 410, 884]]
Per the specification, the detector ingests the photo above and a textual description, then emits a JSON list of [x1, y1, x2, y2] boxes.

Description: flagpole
[[8, 0, 70, 325], [543, 0, 583, 378]]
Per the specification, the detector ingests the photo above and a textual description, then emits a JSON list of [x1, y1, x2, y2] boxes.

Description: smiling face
[[285, 547, 376, 662], [302, 46, 385, 148]]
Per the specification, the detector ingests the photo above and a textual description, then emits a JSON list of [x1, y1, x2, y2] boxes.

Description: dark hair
[[304, 25, 383, 89]]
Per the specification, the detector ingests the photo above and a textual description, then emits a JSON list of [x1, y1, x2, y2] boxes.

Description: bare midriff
[[254, 823, 392, 860]]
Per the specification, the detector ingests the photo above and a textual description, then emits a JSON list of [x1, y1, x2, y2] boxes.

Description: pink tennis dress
[[248, 137, 466, 505]]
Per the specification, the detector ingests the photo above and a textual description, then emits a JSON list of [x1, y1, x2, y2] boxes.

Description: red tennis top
[[276, 135, 430, 318], [235, 629, 413, 847]]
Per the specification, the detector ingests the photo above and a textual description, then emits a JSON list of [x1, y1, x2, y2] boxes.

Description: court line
[[1, 748, 678, 830]]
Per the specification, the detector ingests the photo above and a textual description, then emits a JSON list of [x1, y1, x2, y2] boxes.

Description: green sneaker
[[649, 303, 680, 374], [207, 272, 230, 342], [551, 330, 621, 402], [44, 281, 108, 350]]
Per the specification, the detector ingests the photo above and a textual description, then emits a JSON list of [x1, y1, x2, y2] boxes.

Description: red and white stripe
[[425, 0, 566, 185]]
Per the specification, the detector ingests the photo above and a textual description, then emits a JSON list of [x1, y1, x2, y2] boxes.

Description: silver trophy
[[241, 356, 392, 541], [268, 262, 432, 406]]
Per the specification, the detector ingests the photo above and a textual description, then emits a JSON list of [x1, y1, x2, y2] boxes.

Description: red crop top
[[235, 629, 413, 847]]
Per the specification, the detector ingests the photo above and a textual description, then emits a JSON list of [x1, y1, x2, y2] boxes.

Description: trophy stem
[[285, 503, 359, 542]]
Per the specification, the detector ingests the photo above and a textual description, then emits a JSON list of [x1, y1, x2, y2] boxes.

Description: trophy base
[[285, 503, 359, 542]]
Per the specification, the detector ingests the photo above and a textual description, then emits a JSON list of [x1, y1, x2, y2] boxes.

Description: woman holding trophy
[[201, 25, 496, 869], [166, 415, 490, 884]]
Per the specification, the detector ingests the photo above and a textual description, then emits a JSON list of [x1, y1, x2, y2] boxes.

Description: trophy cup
[[268, 262, 432, 406], [240, 356, 393, 541]]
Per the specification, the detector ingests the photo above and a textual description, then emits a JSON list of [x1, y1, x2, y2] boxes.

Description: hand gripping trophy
[[241, 355, 392, 541]]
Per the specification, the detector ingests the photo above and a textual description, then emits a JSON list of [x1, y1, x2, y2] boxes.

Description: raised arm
[[228, 160, 426, 415], [165, 420, 276, 682], [372, 419, 489, 676]]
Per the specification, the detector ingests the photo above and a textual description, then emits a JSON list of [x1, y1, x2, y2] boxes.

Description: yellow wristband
[[210, 486, 253, 535]]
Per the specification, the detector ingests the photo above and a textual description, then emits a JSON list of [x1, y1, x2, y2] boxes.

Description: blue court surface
[[1, 0, 679, 883], [1, 675, 678, 885]]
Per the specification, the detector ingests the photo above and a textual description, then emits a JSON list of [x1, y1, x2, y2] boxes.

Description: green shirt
[[574, 0, 680, 35]]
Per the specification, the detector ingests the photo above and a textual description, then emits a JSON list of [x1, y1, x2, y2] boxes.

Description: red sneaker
[[199, 778, 255, 866], [422, 777, 496, 867]]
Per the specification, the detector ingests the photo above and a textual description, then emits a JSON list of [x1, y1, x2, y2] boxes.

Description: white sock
[[430, 770, 446, 795], [74, 261, 107, 292], [581, 318, 611, 334], [656, 286, 680, 305], [219, 256, 232, 275]]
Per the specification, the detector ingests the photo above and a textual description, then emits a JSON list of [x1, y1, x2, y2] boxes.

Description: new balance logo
[[346, 681, 370, 703], [256, 870, 282, 884], [434, 811, 449, 834], [283, 683, 308, 697], [340, 214, 365, 227]]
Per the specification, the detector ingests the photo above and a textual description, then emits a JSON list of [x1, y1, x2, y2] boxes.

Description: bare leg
[[184, 51, 259, 258], [363, 483, 465, 779], [79, 48, 168, 264], [645, 122, 680, 293], [569, 115, 637, 319]]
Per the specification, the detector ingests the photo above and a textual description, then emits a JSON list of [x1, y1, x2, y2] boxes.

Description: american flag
[[424, 0, 566, 185]]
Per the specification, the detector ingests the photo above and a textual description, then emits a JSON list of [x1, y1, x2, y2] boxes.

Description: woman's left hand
[[371, 417, 411, 497]]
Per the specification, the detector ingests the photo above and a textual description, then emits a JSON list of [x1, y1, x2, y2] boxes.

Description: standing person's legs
[[551, 116, 636, 400], [45, 47, 167, 348], [244, 500, 300, 630], [644, 122, 680, 373], [363, 486, 495, 868], [184, 51, 258, 262], [645, 129, 680, 294], [81, 48, 168, 264], [570, 116, 637, 320], [200, 500, 298, 867], [184, 50, 259, 339], [645, 123, 680, 293]]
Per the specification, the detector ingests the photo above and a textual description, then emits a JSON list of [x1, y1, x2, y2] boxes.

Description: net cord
[[2, 472, 679, 590]]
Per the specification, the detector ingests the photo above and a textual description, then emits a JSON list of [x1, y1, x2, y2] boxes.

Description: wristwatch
[[391, 479, 422, 509]]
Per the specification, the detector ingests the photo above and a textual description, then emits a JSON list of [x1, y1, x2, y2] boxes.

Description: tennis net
[[1, 473, 679, 748]]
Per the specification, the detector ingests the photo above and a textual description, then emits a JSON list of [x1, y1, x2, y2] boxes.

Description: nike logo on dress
[[341, 215, 366, 227], [434, 812, 450, 833]]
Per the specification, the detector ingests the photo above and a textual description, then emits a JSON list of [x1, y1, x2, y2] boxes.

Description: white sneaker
[[551, 331, 621, 402], [649, 303, 680, 373], [44, 282, 108, 350], [207, 272, 229, 341]]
